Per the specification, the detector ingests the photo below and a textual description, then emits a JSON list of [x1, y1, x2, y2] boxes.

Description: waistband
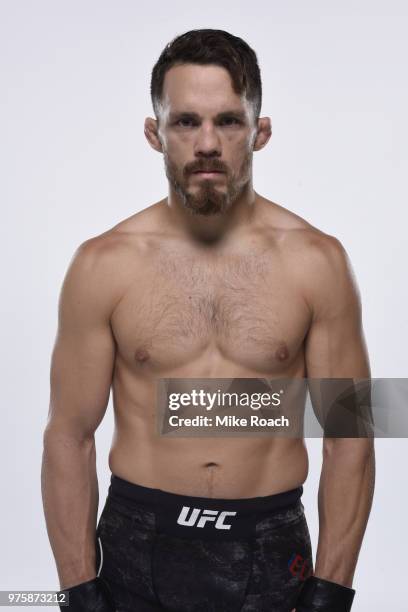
[[107, 474, 304, 540], [109, 474, 303, 514]]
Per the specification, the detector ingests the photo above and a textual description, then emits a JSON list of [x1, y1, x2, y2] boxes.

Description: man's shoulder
[[257, 196, 348, 268], [75, 200, 166, 267], [62, 203, 166, 312]]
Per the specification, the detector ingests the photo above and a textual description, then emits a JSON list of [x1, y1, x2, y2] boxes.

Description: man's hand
[[291, 576, 356, 611], [58, 577, 116, 611]]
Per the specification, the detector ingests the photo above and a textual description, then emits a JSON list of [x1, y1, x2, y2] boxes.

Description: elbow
[[42, 423, 96, 453], [323, 437, 375, 461]]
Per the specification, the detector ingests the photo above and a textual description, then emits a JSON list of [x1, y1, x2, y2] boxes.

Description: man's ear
[[144, 117, 163, 153], [253, 117, 272, 151]]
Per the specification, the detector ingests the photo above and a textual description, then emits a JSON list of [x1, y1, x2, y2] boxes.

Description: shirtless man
[[41, 29, 375, 612]]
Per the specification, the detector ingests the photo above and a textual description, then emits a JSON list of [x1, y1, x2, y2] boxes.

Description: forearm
[[41, 427, 99, 590], [314, 439, 375, 587]]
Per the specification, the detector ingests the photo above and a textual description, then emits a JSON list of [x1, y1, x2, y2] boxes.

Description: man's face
[[156, 64, 258, 216]]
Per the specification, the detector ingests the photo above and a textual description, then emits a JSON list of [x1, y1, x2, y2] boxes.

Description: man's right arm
[[41, 238, 117, 590]]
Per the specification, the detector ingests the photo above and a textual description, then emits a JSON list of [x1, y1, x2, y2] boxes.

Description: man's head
[[144, 29, 271, 217]]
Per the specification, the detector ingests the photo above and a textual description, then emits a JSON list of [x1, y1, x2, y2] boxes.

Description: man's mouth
[[193, 172, 224, 182], [193, 170, 224, 176]]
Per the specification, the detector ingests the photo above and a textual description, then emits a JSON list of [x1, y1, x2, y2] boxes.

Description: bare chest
[[111, 251, 311, 375]]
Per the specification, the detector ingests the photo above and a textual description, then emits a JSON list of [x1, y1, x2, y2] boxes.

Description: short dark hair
[[150, 29, 262, 121]]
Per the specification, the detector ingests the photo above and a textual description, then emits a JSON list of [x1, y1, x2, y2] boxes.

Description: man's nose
[[194, 123, 221, 157]]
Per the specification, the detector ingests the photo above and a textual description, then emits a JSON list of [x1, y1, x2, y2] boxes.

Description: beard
[[163, 151, 252, 217]]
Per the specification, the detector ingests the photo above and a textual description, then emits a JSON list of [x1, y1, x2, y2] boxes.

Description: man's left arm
[[302, 235, 375, 596]]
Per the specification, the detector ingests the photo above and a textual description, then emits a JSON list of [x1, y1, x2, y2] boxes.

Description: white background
[[1, 1, 407, 610]]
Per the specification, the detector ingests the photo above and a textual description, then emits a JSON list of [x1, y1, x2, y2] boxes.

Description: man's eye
[[220, 117, 240, 126], [176, 118, 197, 127]]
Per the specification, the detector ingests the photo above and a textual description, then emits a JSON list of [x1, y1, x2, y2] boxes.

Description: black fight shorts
[[95, 474, 314, 612]]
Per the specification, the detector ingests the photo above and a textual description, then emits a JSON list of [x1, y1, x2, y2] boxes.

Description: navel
[[204, 462, 218, 497]]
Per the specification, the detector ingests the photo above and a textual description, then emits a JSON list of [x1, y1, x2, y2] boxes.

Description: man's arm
[[303, 235, 375, 588], [41, 238, 117, 590]]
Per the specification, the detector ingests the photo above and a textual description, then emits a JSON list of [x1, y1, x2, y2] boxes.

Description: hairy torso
[[102, 196, 321, 497]]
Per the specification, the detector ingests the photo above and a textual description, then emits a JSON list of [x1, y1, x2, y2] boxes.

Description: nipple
[[276, 344, 289, 361], [135, 348, 150, 363]]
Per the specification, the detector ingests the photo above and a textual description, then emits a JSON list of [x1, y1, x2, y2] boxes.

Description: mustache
[[184, 160, 228, 175]]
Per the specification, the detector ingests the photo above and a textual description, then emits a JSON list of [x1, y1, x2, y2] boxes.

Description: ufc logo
[[177, 506, 237, 530]]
